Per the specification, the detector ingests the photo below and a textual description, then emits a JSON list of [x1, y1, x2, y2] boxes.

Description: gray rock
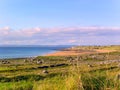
[[88, 64, 93, 67], [37, 60, 43, 64], [43, 70, 49, 74]]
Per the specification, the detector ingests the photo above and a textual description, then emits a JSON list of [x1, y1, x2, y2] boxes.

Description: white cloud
[[0, 26, 120, 45]]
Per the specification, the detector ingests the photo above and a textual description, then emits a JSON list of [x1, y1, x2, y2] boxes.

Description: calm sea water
[[0, 45, 72, 59]]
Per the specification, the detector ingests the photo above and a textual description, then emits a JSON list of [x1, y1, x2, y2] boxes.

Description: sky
[[0, 0, 120, 45]]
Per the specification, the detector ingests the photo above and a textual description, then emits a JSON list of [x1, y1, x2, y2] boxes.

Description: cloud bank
[[0, 26, 120, 45]]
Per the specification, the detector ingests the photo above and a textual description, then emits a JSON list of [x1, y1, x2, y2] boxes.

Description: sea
[[0, 45, 73, 59]]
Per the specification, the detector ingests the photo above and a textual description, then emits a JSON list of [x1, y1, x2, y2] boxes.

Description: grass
[[0, 63, 120, 90], [0, 45, 120, 90]]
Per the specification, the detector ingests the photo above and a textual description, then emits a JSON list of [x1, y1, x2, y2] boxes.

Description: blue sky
[[0, 0, 120, 45]]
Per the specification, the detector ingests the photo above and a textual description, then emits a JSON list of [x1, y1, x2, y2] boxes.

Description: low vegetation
[[0, 45, 120, 90]]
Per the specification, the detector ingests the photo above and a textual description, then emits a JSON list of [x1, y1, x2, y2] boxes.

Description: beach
[[46, 48, 116, 56]]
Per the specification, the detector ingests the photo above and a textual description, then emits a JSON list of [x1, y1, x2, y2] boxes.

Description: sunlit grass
[[0, 47, 120, 90]]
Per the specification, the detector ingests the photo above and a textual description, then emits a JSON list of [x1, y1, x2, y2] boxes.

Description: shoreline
[[0, 46, 118, 59], [45, 49, 116, 56], [0, 46, 72, 60]]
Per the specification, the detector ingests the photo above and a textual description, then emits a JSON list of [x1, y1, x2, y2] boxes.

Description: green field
[[0, 46, 120, 90]]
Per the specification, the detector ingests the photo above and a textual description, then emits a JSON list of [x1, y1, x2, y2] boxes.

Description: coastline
[[0, 45, 72, 59], [0, 46, 118, 59], [45, 51, 93, 56], [45, 49, 116, 56]]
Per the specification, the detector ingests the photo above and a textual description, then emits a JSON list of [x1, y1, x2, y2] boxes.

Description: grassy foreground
[[0, 46, 120, 90]]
